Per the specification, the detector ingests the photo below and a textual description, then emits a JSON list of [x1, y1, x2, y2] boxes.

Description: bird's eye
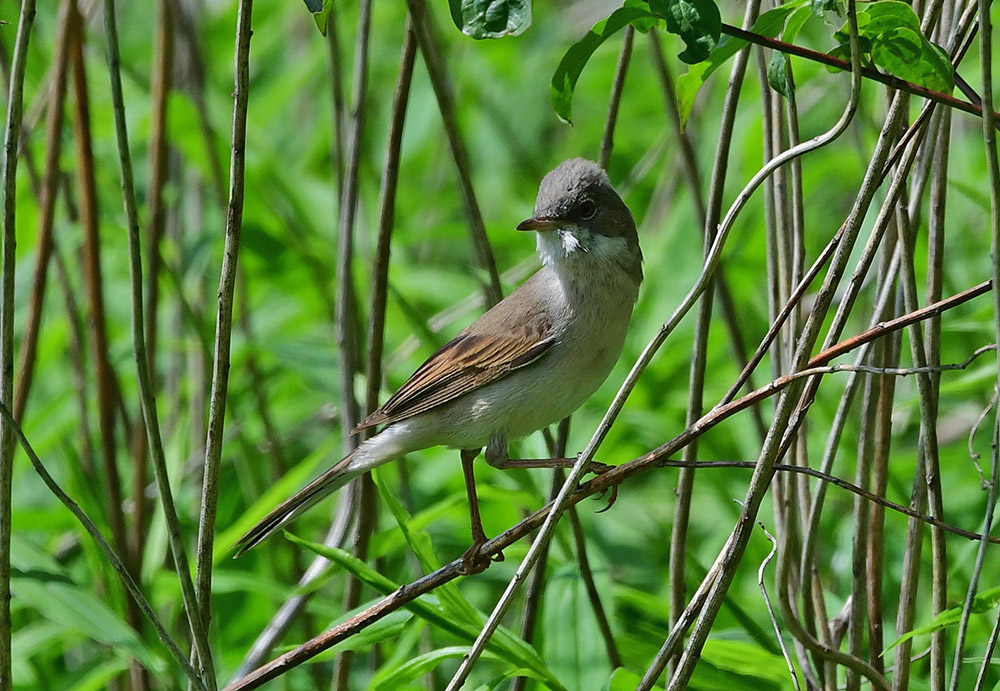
[[578, 200, 597, 220]]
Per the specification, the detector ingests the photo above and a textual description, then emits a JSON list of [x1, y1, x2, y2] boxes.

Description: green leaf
[[858, 0, 920, 35], [286, 535, 568, 690], [550, 1, 658, 124], [885, 585, 1000, 652], [651, 0, 721, 64], [674, 1, 805, 127], [810, 0, 839, 17], [449, 0, 532, 39], [767, 51, 794, 98], [303, 0, 334, 36], [11, 569, 165, 676], [870, 27, 954, 92], [371, 468, 482, 627]]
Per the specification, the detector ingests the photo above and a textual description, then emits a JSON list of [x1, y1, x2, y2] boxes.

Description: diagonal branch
[[223, 278, 991, 691]]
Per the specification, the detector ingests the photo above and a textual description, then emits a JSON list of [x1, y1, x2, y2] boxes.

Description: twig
[[598, 25, 634, 170], [0, 400, 207, 691], [225, 279, 991, 691], [100, 0, 215, 684], [753, 517, 800, 691], [0, 0, 35, 683], [68, 0, 134, 608]]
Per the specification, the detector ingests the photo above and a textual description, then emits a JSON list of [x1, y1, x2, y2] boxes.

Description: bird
[[234, 158, 643, 570]]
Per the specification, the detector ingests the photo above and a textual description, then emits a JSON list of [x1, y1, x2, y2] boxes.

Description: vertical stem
[[69, 0, 133, 593], [664, 1, 761, 671], [953, 0, 1000, 686], [193, 0, 254, 669], [332, 0, 374, 686], [598, 26, 634, 170], [132, 0, 174, 577], [12, 0, 71, 422], [100, 0, 217, 685], [0, 0, 35, 685]]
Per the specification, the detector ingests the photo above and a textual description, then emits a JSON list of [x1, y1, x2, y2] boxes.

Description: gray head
[[517, 158, 642, 283]]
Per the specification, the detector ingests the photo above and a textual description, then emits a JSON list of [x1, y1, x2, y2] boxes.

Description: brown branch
[[224, 279, 992, 691], [721, 22, 1000, 128], [12, 0, 72, 422]]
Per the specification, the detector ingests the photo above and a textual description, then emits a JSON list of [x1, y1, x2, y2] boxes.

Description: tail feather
[[234, 448, 362, 557]]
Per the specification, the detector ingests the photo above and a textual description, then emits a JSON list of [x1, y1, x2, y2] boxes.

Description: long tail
[[234, 441, 384, 557]]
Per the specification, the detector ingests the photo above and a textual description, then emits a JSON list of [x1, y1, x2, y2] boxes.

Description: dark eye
[[578, 199, 597, 220]]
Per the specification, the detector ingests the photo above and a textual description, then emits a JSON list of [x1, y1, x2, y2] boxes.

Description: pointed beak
[[516, 216, 561, 232]]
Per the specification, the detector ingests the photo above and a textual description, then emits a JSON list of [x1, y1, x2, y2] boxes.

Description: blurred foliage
[[1, 0, 1000, 689]]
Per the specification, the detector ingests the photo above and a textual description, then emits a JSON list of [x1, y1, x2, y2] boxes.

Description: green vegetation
[[2, 0, 1000, 689]]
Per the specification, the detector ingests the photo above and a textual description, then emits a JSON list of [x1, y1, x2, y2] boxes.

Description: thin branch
[[100, 0, 215, 684], [754, 518, 801, 691], [193, 0, 254, 678], [598, 25, 634, 170], [0, 0, 35, 684], [721, 22, 1000, 126], [331, 0, 374, 686]]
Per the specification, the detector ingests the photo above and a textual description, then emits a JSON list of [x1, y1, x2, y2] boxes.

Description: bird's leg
[[459, 448, 502, 574], [485, 449, 614, 476], [486, 440, 618, 509]]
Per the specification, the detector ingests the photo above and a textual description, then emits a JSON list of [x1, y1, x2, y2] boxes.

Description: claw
[[459, 539, 503, 575], [595, 484, 619, 513]]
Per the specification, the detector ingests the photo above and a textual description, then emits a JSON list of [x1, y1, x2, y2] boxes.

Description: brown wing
[[353, 325, 554, 433]]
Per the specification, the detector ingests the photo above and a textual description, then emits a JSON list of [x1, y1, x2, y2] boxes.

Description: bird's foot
[[459, 538, 504, 575]]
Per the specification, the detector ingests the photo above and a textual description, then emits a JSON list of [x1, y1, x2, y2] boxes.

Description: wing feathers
[[354, 327, 554, 433]]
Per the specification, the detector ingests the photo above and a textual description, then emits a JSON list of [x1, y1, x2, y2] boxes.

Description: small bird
[[235, 158, 643, 568]]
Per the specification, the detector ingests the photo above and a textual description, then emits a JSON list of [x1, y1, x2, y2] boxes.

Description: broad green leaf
[[550, 1, 658, 123], [11, 569, 165, 675], [871, 27, 954, 92], [449, 0, 532, 39], [885, 584, 1000, 652], [70, 659, 131, 691], [651, 0, 721, 64], [701, 639, 799, 687], [768, 51, 793, 98], [675, 1, 805, 127], [303, 0, 334, 35], [286, 535, 568, 690], [859, 0, 920, 35]]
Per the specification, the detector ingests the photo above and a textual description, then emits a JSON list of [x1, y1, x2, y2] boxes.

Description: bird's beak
[[516, 216, 561, 232]]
